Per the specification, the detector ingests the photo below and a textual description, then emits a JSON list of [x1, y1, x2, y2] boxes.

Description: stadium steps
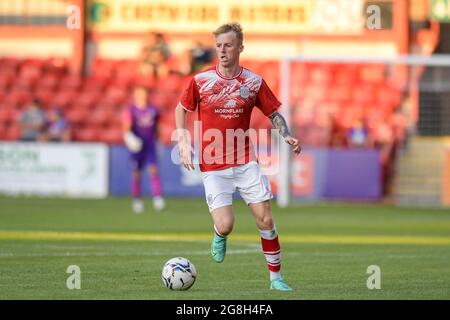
[[393, 137, 449, 207]]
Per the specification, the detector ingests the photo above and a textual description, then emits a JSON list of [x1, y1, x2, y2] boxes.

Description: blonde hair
[[213, 22, 243, 44]]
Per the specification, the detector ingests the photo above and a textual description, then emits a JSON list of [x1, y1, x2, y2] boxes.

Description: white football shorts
[[201, 161, 273, 213]]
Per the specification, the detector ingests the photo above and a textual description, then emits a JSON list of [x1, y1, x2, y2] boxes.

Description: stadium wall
[[0, 142, 382, 200], [109, 145, 381, 201]]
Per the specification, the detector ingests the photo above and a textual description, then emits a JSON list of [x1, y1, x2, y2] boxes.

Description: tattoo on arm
[[269, 112, 291, 138]]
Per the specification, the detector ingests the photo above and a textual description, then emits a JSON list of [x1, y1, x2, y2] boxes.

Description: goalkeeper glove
[[123, 131, 143, 152]]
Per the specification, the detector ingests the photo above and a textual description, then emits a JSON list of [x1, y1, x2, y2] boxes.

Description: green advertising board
[[431, 0, 450, 22]]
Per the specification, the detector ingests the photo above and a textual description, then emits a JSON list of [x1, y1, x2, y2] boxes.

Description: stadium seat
[[110, 75, 134, 89], [104, 86, 128, 105], [327, 85, 352, 101], [66, 108, 89, 125], [75, 127, 100, 142], [352, 85, 375, 104], [99, 127, 122, 144], [19, 62, 42, 82], [0, 57, 21, 73], [359, 64, 385, 84], [4, 89, 32, 109], [159, 124, 175, 145], [4, 125, 21, 140], [76, 91, 102, 110], [45, 57, 69, 75], [116, 60, 139, 75], [151, 92, 171, 110], [88, 108, 112, 127], [36, 74, 60, 91], [0, 72, 14, 91], [13, 77, 37, 91], [0, 108, 18, 126], [83, 76, 108, 92], [52, 90, 77, 109], [60, 75, 83, 91], [34, 89, 54, 109]]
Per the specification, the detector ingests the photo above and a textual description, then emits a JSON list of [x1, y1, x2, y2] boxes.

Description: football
[[161, 257, 197, 290]]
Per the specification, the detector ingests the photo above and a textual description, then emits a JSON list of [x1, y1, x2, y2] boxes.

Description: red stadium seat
[[150, 92, 171, 110], [0, 72, 15, 91], [19, 62, 42, 81], [0, 108, 19, 126], [52, 90, 77, 109], [327, 85, 351, 101], [0, 57, 21, 73], [36, 74, 60, 91], [45, 57, 69, 75], [104, 86, 128, 105], [352, 85, 375, 104], [3, 89, 32, 109], [91, 58, 117, 76], [159, 124, 175, 145], [99, 127, 122, 144], [88, 108, 112, 127], [110, 75, 135, 89], [359, 64, 385, 84], [60, 75, 83, 91], [83, 76, 109, 92], [34, 89, 54, 109], [4, 125, 21, 140], [66, 108, 89, 125], [75, 91, 102, 110], [75, 127, 100, 142], [13, 77, 37, 91]]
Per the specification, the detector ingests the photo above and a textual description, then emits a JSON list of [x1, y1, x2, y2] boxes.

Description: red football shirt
[[180, 65, 281, 172]]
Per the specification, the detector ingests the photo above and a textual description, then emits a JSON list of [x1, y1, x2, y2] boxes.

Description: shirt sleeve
[[179, 77, 200, 112], [255, 79, 281, 117]]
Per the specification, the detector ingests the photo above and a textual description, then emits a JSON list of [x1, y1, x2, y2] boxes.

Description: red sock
[[150, 174, 162, 197], [260, 228, 281, 273], [132, 177, 141, 198]]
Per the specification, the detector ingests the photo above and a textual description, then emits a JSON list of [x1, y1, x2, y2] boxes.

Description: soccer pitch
[[0, 196, 449, 300]]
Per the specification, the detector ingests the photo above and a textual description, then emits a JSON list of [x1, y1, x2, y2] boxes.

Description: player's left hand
[[284, 136, 301, 155]]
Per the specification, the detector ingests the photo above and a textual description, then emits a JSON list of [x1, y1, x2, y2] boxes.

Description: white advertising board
[[0, 142, 109, 198]]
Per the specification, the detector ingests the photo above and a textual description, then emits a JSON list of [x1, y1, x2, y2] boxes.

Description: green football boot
[[270, 278, 293, 291], [211, 233, 227, 263]]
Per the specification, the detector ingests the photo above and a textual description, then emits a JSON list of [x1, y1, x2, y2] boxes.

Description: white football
[[161, 257, 197, 290]]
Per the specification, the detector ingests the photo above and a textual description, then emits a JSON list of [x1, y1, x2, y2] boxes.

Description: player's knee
[[257, 215, 274, 230], [216, 221, 234, 236], [132, 170, 141, 179], [148, 165, 158, 175]]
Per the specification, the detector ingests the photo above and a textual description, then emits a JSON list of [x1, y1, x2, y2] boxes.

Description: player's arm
[[175, 103, 195, 170], [269, 111, 301, 155]]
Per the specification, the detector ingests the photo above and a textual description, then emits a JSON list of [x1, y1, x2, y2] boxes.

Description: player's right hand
[[124, 131, 143, 153], [178, 142, 195, 171]]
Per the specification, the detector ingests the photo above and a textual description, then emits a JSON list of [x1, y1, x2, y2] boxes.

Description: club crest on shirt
[[239, 85, 250, 99]]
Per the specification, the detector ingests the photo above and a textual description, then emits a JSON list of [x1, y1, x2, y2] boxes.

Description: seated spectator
[[18, 98, 46, 141], [188, 40, 215, 73], [139, 32, 171, 79], [42, 108, 71, 142], [347, 118, 371, 148], [328, 115, 348, 148]]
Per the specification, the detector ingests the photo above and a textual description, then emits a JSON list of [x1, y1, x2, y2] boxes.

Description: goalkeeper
[[122, 85, 165, 213]]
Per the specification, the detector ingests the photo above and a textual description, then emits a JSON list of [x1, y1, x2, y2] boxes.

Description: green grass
[[0, 196, 449, 300]]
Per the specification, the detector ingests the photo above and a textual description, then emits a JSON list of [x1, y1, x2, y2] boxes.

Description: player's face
[[215, 31, 243, 68], [134, 88, 148, 108]]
